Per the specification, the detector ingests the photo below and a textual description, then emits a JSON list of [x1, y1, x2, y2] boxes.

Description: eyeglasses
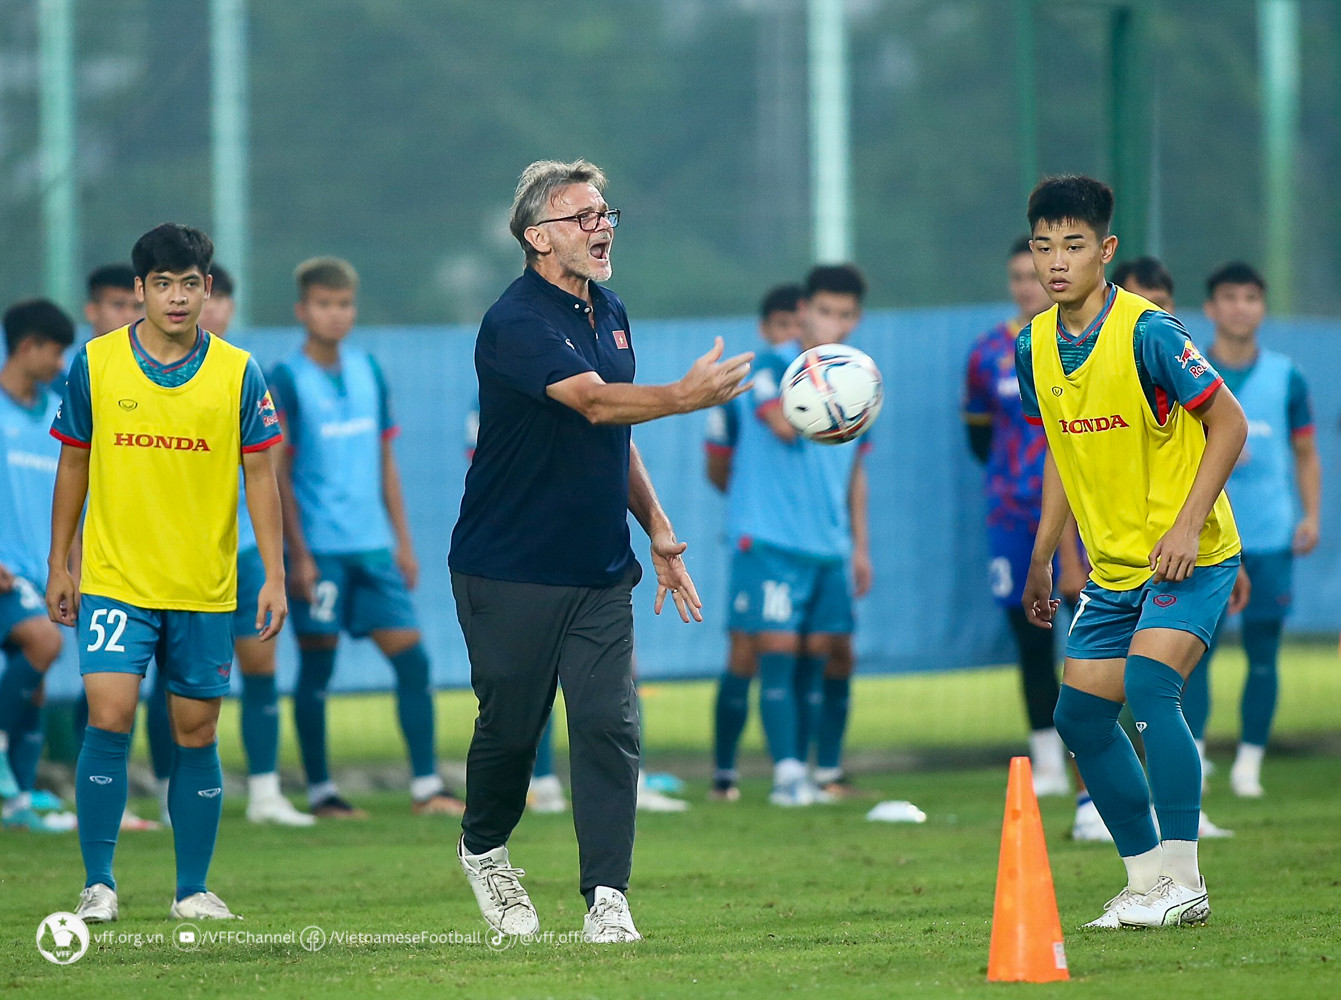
[[534, 209, 620, 232]]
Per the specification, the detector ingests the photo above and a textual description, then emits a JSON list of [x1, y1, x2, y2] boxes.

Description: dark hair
[[294, 256, 358, 295], [208, 264, 235, 298], [130, 224, 213, 281], [1112, 257, 1174, 295], [1027, 175, 1115, 239], [4, 298, 76, 355], [1205, 261, 1266, 299], [759, 283, 803, 320], [804, 263, 866, 302], [86, 264, 135, 300], [1009, 236, 1032, 257]]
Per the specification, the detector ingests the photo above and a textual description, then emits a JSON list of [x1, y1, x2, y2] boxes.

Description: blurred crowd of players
[[0, 238, 1319, 837]]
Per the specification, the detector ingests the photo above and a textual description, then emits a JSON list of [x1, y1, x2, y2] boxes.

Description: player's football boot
[[1081, 887, 1145, 929], [310, 794, 369, 819], [412, 791, 466, 816], [76, 884, 118, 923], [637, 772, 688, 812], [120, 807, 161, 832], [170, 890, 241, 920], [527, 774, 568, 814], [458, 835, 540, 936], [582, 887, 641, 943], [3, 806, 74, 833], [817, 774, 875, 801], [1070, 798, 1114, 843], [1118, 876, 1210, 928], [768, 776, 816, 807], [708, 780, 741, 803], [1229, 762, 1264, 798], [247, 794, 316, 827]]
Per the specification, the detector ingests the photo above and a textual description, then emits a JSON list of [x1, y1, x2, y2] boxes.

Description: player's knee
[[1053, 686, 1115, 756], [825, 642, 854, 679], [21, 626, 63, 671], [87, 704, 136, 734]]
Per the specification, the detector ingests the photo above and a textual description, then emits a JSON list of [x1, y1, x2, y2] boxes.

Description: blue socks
[[241, 673, 280, 776], [1053, 685, 1158, 857], [77, 727, 130, 890], [146, 671, 175, 782], [757, 652, 799, 763], [293, 646, 337, 785], [169, 743, 224, 900], [713, 672, 751, 775], [816, 676, 851, 771], [390, 644, 436, 779], [0, 653, 43, 732], [1124, 654, 1201, 842], [533, 715, 555, 779], [793, 654, 823, 763], [1240, 619, 1282, 747]]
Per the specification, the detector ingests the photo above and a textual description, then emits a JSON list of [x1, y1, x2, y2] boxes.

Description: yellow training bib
[[1031, 288, 1240, 590], [82, 328, 250, 611]]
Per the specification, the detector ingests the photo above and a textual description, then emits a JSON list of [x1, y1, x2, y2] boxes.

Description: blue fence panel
[[39, 306, 1341, 698]]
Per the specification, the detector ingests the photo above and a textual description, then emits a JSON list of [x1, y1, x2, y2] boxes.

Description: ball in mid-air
[[780, 343, 883, 444]]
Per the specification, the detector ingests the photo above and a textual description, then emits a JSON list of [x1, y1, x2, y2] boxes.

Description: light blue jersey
[[237, 475, 256, 553], [268, 347, 396, 555], [0, 385, 62, 584], [1216, 348, 1313, 553], [724, 344, 861, 562]]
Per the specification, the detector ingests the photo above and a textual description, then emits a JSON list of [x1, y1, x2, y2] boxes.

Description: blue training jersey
[[0, 385, 62, 585], [724, 342, 862, 561], [1213, 348, 1313, 553], [268, 346, 397, 555]]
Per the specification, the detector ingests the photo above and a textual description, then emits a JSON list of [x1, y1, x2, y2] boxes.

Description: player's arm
[[271, 415, 316, 602], [242, 448, 287, 642], [706, 450, 732, 492], [1288, 368, 1320, 555], [848, 453, 872, 598], [46, 444, 90, 627], [758, 404, 797, 443], [962, 340, 993, 464], [548, 337, 753, 425], [381, 439, 419, 589], [1056, 515, 1087, 602], [1143, 318, 1248, 582], [629, 440, 701, 624]]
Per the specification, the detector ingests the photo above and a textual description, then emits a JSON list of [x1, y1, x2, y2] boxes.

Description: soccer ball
[[780, 343, 883, 444]]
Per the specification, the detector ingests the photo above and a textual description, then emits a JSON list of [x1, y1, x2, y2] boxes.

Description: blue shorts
[[1064, 556, 1240, 660], [78, 594, 235, 699], [727, 542, 854, 635], [987, 523, 1055, 609], [290, 550, 419, 638], [232, 546, 268, 636], [0, 575, 48, 645], [1241, 550, 1293, 623]]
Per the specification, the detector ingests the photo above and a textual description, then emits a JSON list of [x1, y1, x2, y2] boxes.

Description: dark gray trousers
[[451, 567, 640, 896]]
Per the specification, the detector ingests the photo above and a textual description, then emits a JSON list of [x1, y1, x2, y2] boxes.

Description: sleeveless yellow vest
[[82, 328, 249, 610], [1031, 288, 1240, 590]]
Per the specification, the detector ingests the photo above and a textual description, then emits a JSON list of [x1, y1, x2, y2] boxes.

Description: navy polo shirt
[[449, 267, 638, 587]]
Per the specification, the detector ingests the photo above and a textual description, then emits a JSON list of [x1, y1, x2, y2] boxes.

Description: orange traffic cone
[[987, 756, 1069, 983]]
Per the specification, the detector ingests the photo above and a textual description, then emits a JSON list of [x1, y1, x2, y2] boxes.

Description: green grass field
[[3, 643, 1338, 998]]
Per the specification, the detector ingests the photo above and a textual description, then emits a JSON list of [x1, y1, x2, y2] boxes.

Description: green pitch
[[3, 643, 1338, 998]]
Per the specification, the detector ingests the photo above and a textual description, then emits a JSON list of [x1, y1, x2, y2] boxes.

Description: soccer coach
[[449, 159, 753, 944]]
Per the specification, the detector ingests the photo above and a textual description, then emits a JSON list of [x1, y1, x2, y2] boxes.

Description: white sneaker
[[1070, 799, 1114, 843], [1081, 887, 1145, 928], [1118, 875, 1210, 928], [1198, 810, 1234, 839], [75, 884, 118, 923], [768, 777, 816, 807], [1230, 765, 1264, 798], [527, 774, 568, 814], [637, 786, 689, 813], [457, 836, 539, 936], [247, 794, 317, 827], [582, 886, 641, 943], [120, 807, 161, 832], [170, 890, 241, 920]]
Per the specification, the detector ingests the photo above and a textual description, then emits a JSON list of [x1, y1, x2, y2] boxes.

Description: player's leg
[[1116, 559, 1237, 927], [808, 557, 857, 795], [792, 637, 823, 771], [1231, 551, 1291, 797], [73, 596, 159, 922], [145, 666, 174, 826], [289, 554, 355, 816], [553, 567, 641, 942], [359, 550, 462, 814], [528, 715, 567, 813], [1051, 583, 1162, 926], [711, 630, 755, 801], [1, 606, 69, 831], [453, 572, 557, 937], [162, 608, 239, 919]]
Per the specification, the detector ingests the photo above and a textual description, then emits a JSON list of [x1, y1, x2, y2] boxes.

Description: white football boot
[[170, 890, 241, 920], [582, 887, 641, 943], [75, 884, 119, 923], [1081, 887, 1145, 929], [1118, 876, 1210, 928], [457, 836, 539, 936]]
